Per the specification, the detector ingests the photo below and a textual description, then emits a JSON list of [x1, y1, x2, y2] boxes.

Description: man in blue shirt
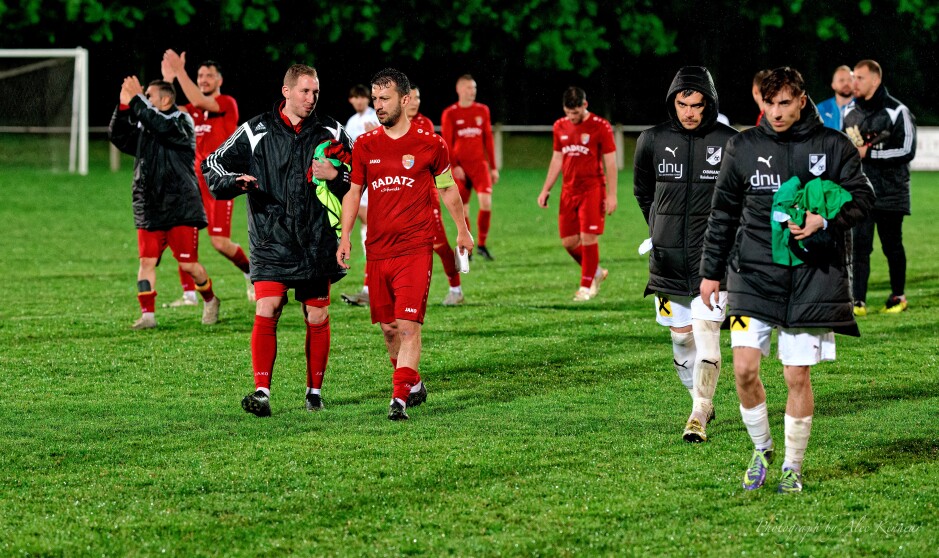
[[816, 65, 854, 130]]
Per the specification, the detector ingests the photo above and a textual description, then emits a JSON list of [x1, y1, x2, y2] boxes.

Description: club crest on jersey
[[809, 154, 826, 176], [581, 133, 590, 145], [402, 154, 415, 169], [706, 146, 722, 165], [475, 116, 483, 126]]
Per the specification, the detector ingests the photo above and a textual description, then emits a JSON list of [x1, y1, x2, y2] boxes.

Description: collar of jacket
[[855, 85, 887, 112], [273, 100, 318, 133]]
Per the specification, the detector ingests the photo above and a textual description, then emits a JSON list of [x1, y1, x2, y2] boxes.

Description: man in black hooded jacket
[[699, 67, 874, 494], [634, 66, 737, 444]]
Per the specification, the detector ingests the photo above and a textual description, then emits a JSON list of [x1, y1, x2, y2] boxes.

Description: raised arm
[[163, 49, 221, 113]]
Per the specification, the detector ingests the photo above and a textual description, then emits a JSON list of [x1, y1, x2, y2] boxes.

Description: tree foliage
[[1, 0, 936, 75]]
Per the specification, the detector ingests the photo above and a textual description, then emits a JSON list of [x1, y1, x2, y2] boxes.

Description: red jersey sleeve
[[350, 135, 368, 186], [482, 105, 496, 168], [599, 118, 616, 155], [552, 120, 563, 152], [431, 135, 452, 177]]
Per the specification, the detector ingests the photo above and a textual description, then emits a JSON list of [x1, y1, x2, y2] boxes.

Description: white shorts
[[654, 292, 728, 328], [730, 316, 836, 366], [360, 188, 369, 207]]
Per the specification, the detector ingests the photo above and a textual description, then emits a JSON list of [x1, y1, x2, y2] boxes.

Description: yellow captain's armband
[[435, 168, 456, 189]]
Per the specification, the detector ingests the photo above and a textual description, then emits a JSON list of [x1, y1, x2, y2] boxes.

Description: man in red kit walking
[[538, 87, 618, 301], [109, 76, 221, 330], [338, 68, 473, 420], [161, 50, 253, 305], [441, 74, 498, 260], [203, 64, 353, 417]]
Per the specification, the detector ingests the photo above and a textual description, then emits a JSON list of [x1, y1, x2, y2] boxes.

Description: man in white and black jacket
[[203, 64, 352, 418], [699, 67, 874, 494], [842, 59, 917, 315], [634, 66, 737, 445]]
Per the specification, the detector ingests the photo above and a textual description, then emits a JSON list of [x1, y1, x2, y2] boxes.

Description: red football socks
[[178, 267, 196, 293], [392, 367, 421, 402], [305, 317, 330, 390], [227, 245, 250, 274], [137, 290, 156, 313], [477, 210, 491, 246], [251, 315, 279, 390], [435, 243, 461, 286], [195, 278, 215, 302], [581, 243, 599, 289]]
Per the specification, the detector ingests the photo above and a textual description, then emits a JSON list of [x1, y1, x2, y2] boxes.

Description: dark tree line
[[2, 0, 937, 126]]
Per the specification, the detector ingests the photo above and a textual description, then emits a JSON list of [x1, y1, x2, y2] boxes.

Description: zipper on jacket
[[683, 135, 694, 295]]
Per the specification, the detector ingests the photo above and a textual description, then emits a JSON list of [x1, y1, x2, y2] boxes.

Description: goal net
[[0, 48, 88, 174]]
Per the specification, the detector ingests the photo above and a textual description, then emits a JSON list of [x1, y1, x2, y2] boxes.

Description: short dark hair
[[199, 60, 222, 76], [284, 64, 317, 87], [678, 88, 704, 101], [457, 74, 474, 83], [760, 66, 805, 101], [855, 59, 882, 78], [348, 84, 369, 98], [371, 68, 410, 97], [752, 69, 771, 87], [148, 80, 176, 102], [563, 86, 586, 109]]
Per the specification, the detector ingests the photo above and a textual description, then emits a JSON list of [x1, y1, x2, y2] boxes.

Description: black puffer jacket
[[203, 102, 352, 283], [699, 98, 875, 335], [634, 67, 737, 297], [842, 85, 916, 214], [109, 95, 206, 230]]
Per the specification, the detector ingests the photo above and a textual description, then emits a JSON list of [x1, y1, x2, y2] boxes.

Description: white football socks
[[740, 402, 773, 451], [671, 330, 696, 395], [692, 319, 721, 417], [783, 414, 813, 472], [182, 291, 198, 303], [449, 286, 462, 294], [306, 388, 321, 395]]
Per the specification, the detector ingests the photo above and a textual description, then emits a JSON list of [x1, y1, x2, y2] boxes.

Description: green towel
[[771, 177, 853, 266]]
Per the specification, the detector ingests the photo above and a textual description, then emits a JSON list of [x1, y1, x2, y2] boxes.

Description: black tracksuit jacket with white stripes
[[203, 102, 352, 283], [842, 86, 916, 214]]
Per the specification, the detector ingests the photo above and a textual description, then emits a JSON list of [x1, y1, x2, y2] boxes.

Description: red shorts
[[254, 279, 331, 308], [456, 160, 493, 203], [137, 226, 199, 262], [366, 252, 433, 324], [197, 167, 234, 238], [558, 187, 605, 238], [431, 191, 449, 245]]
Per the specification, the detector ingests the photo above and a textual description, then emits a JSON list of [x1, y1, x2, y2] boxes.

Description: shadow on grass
[[816, 437, 939, 482], [817, 380, 939, 418]]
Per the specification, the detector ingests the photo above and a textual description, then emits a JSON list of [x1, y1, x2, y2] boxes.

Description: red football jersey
[[351, 125, 452, 260], [440, 102, 495, 168], [553, 113, 615, 194], [185, 94, 239, 163], [410, 113, 435, 133]]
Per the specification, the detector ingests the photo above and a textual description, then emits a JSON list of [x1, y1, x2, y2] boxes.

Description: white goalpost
[[0, 47, 89, 175]]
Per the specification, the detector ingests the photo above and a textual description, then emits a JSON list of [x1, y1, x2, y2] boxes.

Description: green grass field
[[1, 139, 937, 556]]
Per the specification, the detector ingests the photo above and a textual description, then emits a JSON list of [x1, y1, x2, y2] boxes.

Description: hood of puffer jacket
[[666, 66, 720, 135]]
